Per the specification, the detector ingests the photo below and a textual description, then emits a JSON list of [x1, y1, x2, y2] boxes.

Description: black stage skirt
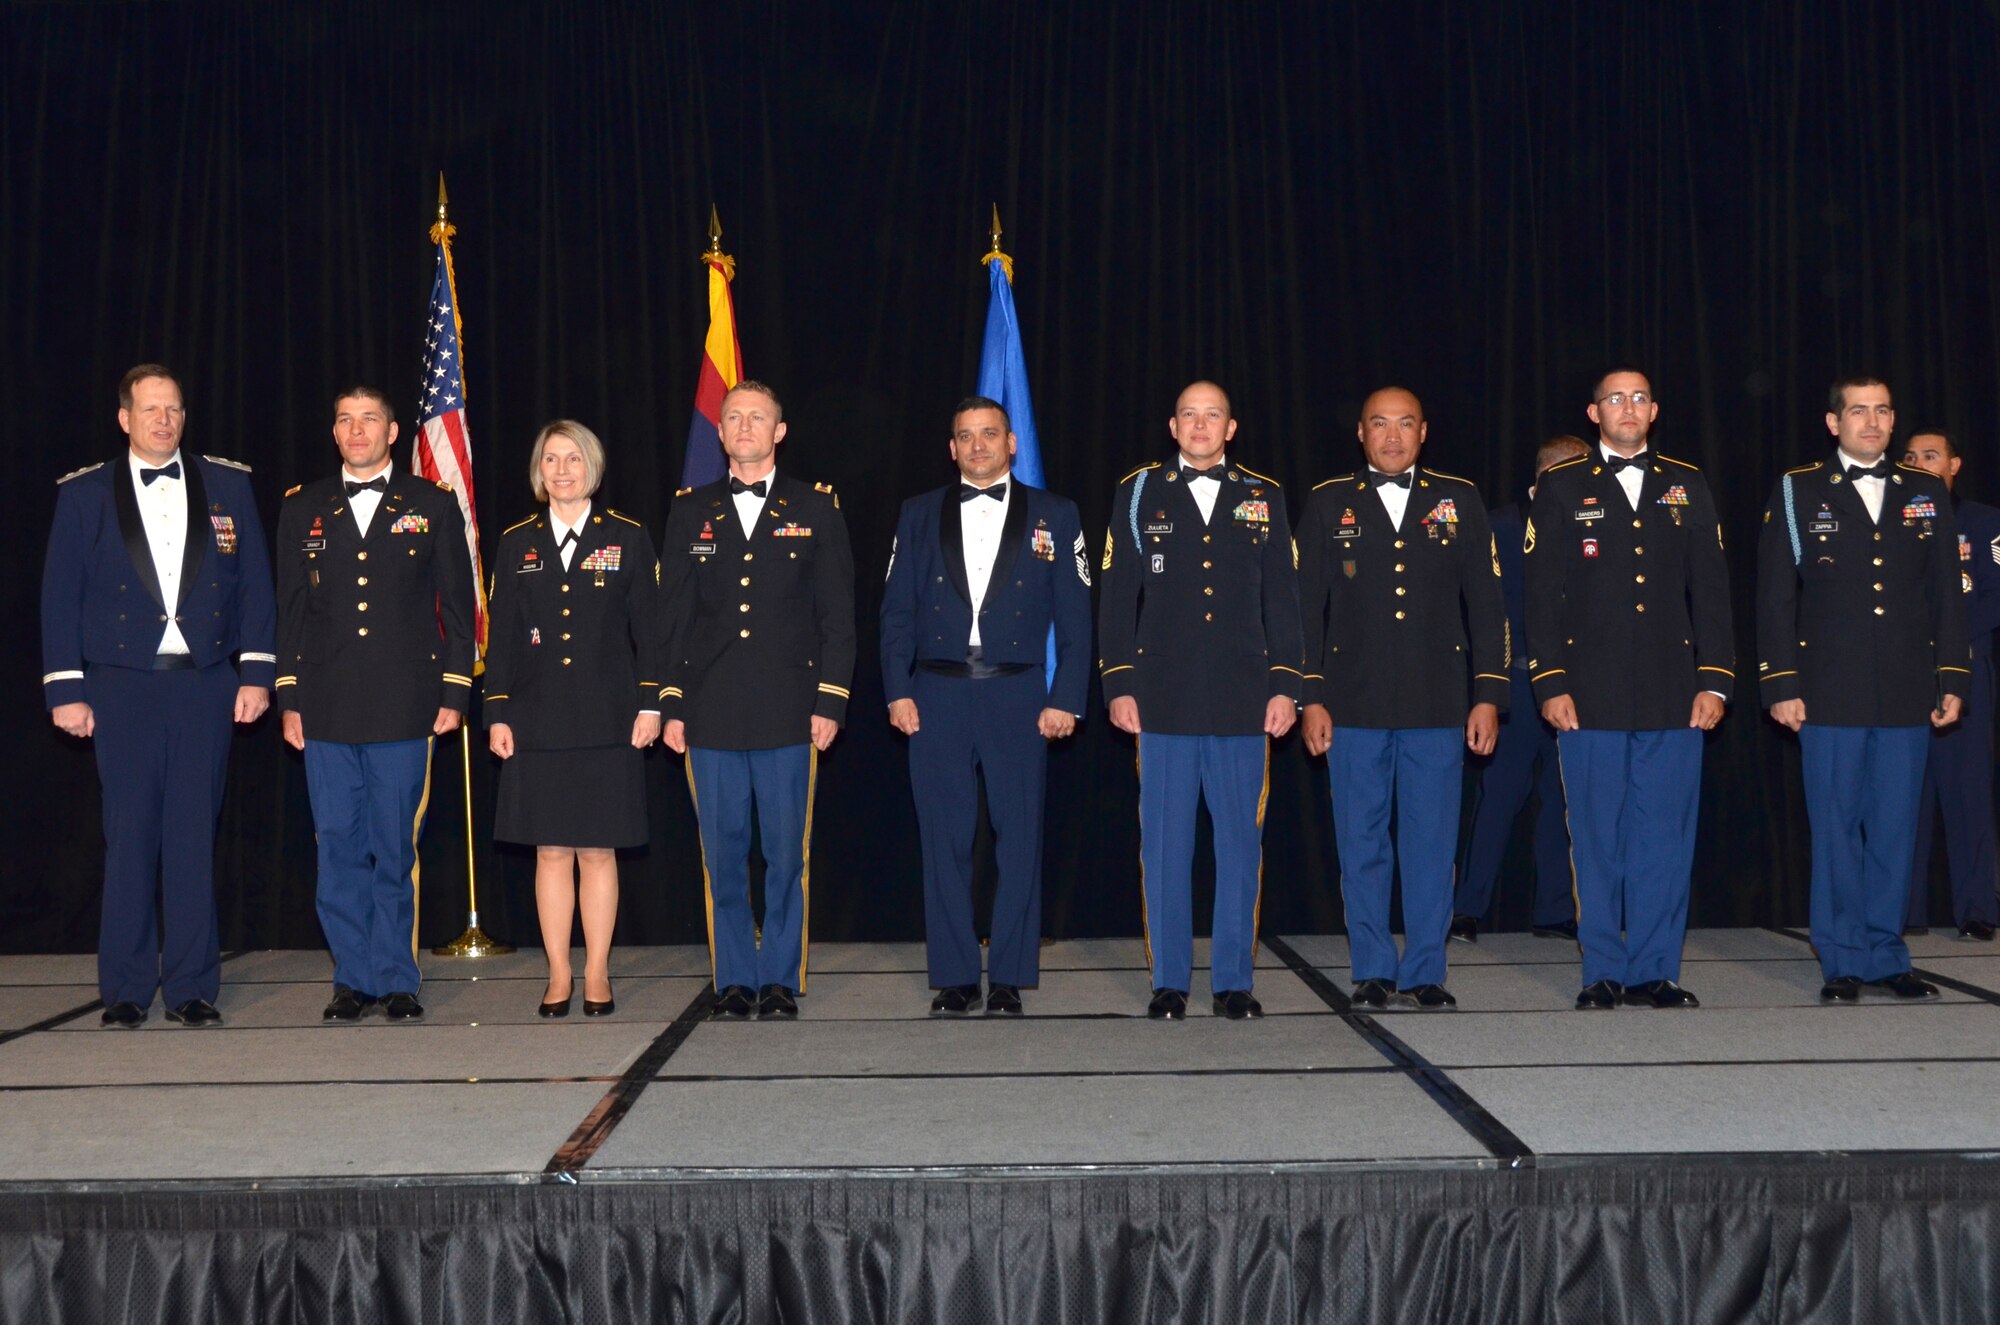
[[494, 744, 648, 848]]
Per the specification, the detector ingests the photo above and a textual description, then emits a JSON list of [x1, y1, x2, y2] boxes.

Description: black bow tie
[[1845, 461, 1893, 481], [729, 476, 768, 497], [345, 476, 387, 496], [960, 482, 1006, 503], [1605, 452, 1650, 474], [140, 461, 181, 486], [1369, 470, 1412, 490], [1182, 465, 1222, 483]]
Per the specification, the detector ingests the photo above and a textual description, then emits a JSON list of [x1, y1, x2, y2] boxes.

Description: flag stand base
[[431, 913, 515, 958]]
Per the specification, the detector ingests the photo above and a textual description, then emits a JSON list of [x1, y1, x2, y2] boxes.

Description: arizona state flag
[[680, 213, 743, 491]]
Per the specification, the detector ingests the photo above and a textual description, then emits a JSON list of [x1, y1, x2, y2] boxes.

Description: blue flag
[[976, 250, 1055, 686]]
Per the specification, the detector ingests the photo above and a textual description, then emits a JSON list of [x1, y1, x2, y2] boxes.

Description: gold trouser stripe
[[685, 760, 719, 986], [1251, 737, 1270, 963], [410, 736, 435, 966], [1135, 744, 1153, 974], [798, 745, 818, 992], [1554, 740, 1581, 923]]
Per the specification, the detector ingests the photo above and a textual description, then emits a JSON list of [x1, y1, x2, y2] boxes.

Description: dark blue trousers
[[1457, 670, 1573, 926], [302, 737, 433, 997], [1329, 726, 1463, 989], [688, 744, 814, 994], [1556, 728, 1702, 987], [85, 661, 236, 1008], [1137, 732, 1266, 995], [908, 668, 1047, 989], [1906, 645, 1999, 928], [1800, 725, 1929, 981]]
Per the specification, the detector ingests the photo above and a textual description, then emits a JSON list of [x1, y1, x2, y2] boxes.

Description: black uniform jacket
[[878, 480, 1094, 716], [275, 471, 476, 744], [1297, 468, 1510, 728], [659, 473, 856, 751], [1097, 457, 1305, 736], [1756, 456, 1970, 726], [483, 504, 667, 750], [1523, 451, 1736, 730]]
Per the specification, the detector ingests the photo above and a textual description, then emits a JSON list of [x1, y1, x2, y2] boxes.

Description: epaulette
[[1312, 474, 1356, 491], [502, 514, 539, 535], [675, 486, 693, 498], [1118, 461, 1163, 484], [1542, 455, 1589, 474], [607, 509, 643, 527], [1659, 455, 1700, 471], [56, 462, 104, 485], [1894, 462, 1935, 478], [435, 479, 453, 492], [203, 454, 251, 472], [283, 484, 303, 498], [1234, 463, 1281, 486], [1419, 467, 1476, 486], [813, 481, 836, 495], [1782, 460, 1824, 477]]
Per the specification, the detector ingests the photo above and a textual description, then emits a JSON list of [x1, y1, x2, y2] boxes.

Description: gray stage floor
[[3, 928, 1999, 1181]]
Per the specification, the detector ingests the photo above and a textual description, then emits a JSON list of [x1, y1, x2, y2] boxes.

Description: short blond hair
[[528, 419, 607, 502]]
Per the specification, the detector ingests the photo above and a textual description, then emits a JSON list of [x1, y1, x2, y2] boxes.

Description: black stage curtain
[[6, 1, 2000, 953], [5, 1162, 1999, 1322]]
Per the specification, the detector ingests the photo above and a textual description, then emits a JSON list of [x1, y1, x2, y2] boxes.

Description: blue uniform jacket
[[879, 480, 1093, 716], [41, 453, 277, 709]]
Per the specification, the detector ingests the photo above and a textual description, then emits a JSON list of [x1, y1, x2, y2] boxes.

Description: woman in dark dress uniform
[[485, 421, 666, 1017]]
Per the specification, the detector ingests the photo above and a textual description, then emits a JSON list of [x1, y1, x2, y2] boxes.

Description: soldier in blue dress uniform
[[41, 365, 277, 1027]]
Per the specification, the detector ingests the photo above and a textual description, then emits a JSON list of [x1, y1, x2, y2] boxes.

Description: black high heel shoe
[[538, 983, 574, 1018], [582, 985, 615, 1017]]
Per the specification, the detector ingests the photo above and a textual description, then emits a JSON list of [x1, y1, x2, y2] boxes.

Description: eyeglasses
[[1597, 392, 1652, 408]]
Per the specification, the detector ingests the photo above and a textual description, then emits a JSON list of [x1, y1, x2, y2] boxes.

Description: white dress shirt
[[1837, 448, 1888, 523], [732, 466, 774, 532], [550, 500, 590, 569], [1181, 454, 1223, 523], [1367, 466, 1413, 529], [129, 449, 191, 655], [1602, 443, 1647, 510], [960, 475, 1011, 647], [344, 461, 392, 537]]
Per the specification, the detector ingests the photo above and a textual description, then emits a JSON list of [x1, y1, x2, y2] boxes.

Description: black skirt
[[494, 744, 648, 848]]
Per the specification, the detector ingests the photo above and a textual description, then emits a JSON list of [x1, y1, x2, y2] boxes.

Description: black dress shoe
[[1869, 971, 1940, 1000], [1820, 976, 1862, 1003], [710, 985, 756, 1019], [930, 984, 981, 1016], [1447, 915, 1478, 944], [583, 987, 615, 1017], [985, 984, 1023, 1016], [1532, 919, 1580, 942], [1402, 984, 1457, 1010], [1622, 979, 1700, 1009], [1212, 990, 1264, 1019], [165, 998, 222, 1026], [1350, 979, 1392, 1010], [1147, 988, 1188, 1020], [1958, 918, 1996, 942], [324, 987, 372, 1022], [381, 992, 424, 1021], [757, 984, 798, 1019], [1575, 979, 1623, 1010], [100, 1001, 146, 1029]]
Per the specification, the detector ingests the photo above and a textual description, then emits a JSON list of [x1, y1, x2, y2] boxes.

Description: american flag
[[415, 205, 487, 662]]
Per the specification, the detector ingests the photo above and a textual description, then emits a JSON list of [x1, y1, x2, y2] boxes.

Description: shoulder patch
[[607, 509, 643, 527], [1233, 464, 1281, 486], [1312, 474, 1355, 491], [284, 484, 303, 498], [1419, 467, 1476, 486], [202, 454, 252, 472], [675, 486, 693, 498], [57, 462, 105, 485], [1118, 461, 1163, 485], [1782, 460, 1825, 477], [502, 514, 539, 535]]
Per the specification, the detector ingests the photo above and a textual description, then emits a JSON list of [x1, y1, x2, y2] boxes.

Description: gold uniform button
[[1203, 587, 1214, 596], [562, 657, 572, 666], [1636, 603, 1647, 613], [1202, 535, 1212, 544], [560, 633, 571, 641], [1394, 540, 1406, 549], [1874, 605, 1886, 616], [1202, 560, 1212, 569], [561, 608, 570, 617], [1635, 575, 1646, 584], [1395, 610, 1406, 620], [1394, 564, 1405, 572], [1873, 583, 1883, 592], [1395, 586, 1406, 596], [744, 552, 754, 561], [740, 627, 752, 638], [1874, 532, 1883, 541], [1873, 557, 1884, 566], [1633, 519, 1642, 529], [561, 584, 570, 593], [1634, 547, 1644, 556], [357, 551, 367, 561], [1204, 612, 1214, 622], [357, 576, 368, 586], [357, 627, 369, 637], [741, 576, 751, 586]]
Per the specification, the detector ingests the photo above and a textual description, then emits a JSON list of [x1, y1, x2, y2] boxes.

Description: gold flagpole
[[429, 173, 512, 958]]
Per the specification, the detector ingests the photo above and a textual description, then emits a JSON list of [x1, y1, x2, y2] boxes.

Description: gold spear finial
[[989, 203, 1003, 253], [430, 173, 456, 245], [702, 205, 735, 280], [982, 203, 1013, 283]]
